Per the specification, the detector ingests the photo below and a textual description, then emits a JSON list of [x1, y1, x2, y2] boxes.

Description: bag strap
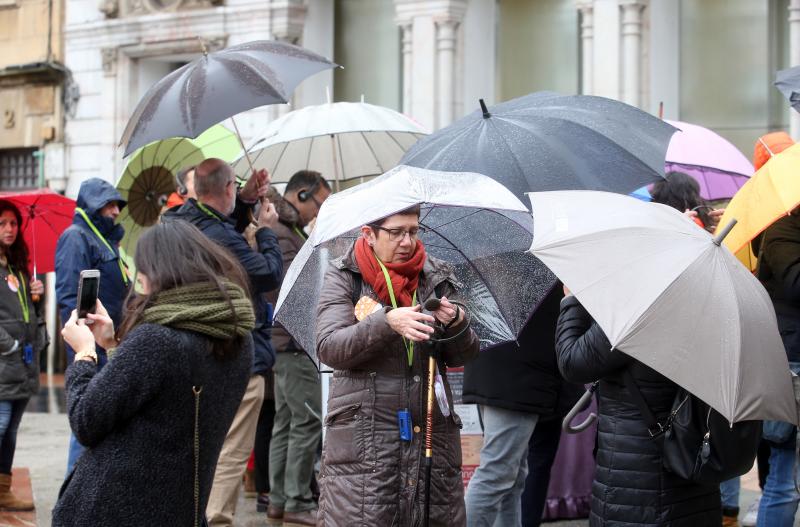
[[351, 272, 363, 306], [622, 369, 666, 437]]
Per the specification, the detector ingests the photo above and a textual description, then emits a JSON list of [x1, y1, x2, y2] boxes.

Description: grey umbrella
[[775, 65, 800, 112], [119, 40, 338, 157], [529, 190, 797, 425], [400, 92, 677, 202]]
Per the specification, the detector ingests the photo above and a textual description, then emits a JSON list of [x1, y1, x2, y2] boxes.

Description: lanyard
[[75, 208, 129, 286], [292, 225, 307, 240], [375, 256, 417, 367], [7, 265, 29, 324], [196, 201, 220, 221]]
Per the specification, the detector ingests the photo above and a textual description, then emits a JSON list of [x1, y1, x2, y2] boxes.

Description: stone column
[[790, 0, 800, 138], [400, 22, 413, 115], [269, 1, 308, 122], [436, 19, 459, 128], [395, 0, 466, 131], [577, 1, 594, 95], [619, 0, 645, 107]]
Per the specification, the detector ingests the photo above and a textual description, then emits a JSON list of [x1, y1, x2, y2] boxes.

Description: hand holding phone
[[77, 270, 100, 321]]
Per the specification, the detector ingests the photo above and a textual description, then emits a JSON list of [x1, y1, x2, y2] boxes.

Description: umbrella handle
[[562, 382, 598, 434]]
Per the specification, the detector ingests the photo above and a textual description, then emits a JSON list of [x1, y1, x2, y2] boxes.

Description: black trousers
[[254, 397, 276, 493], [520, 417, 562, 527]]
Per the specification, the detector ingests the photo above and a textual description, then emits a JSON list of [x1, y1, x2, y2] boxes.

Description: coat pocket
[[323, 402, 363, 465]]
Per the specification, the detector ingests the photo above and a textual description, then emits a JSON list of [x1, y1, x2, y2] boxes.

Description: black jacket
[[757, 213, 800, 363], [462, 287, 579, 416], [53, 324, 252, 526], [556, 296, 720, 527], [164, 198, 281, 374]]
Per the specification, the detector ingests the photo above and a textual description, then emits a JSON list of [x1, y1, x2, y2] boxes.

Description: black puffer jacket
[[556, 296, 720, 527], [463, 286, 580, 416]]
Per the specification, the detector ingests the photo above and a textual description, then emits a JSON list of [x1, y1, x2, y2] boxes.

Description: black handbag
[[623, 370, 761, 485]]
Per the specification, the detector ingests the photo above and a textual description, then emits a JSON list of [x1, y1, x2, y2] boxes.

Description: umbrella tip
[[479, 99, 491, 119], [197, 36, 209, 56]]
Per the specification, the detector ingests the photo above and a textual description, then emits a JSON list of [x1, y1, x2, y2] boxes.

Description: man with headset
[[264, 170, 331, 527]]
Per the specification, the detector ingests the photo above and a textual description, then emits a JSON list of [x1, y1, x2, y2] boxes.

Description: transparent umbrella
[[275, 165, 557, 369]]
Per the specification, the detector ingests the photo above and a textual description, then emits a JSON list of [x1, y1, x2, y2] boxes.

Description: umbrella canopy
[[119, 40, 338, 157], [718, 142, 800, 270], [529, 190, 796, 425], [664, 120, 753, 201], [232, 101, 428, 190], [0, 189, 75, 275], [275, 165, 557, 369], [775, 65, 800, 113], [116, 125, 236, 263], [400, 92, 677, 201]]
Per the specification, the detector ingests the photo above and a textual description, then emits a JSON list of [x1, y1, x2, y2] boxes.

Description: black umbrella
[[775, 66, 800, 112], [119, 40, 338, 157], [400, 91, 678, 201]]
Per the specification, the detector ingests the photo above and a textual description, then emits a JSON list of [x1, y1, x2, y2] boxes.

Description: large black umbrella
[[775, 65, 800, 113], [119, 40, 338, 157], [400, 91, 678, 201]]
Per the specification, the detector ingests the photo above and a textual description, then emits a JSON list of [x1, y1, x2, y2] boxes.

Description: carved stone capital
[[98, 0, 119, 18], [101, 48, 117, 76]]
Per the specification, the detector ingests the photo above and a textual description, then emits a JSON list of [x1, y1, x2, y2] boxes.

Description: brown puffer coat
[[315, 244, 479, 527]]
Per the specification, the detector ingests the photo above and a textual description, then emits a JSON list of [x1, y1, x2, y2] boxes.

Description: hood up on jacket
[[754, 132, 794, 171], [74, 178, 127, 242]]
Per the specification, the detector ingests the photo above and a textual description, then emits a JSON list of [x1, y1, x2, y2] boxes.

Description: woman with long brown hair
[[0, 200, 45, 511], [54, 220, 255, 527]]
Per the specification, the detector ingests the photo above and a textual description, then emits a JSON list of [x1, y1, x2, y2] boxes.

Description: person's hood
[[267, 187, 301, 226], [754, 132, 794, 171], [73, 178, 126, 243], [76, 178, 127, 215]]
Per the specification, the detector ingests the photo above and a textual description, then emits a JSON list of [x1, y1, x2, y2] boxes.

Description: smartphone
[[77, 270, 100, 320]]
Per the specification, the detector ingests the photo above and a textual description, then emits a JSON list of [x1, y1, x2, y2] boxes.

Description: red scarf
[[354, 237, 426, 307]]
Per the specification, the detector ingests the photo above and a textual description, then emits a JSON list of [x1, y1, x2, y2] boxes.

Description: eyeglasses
[[369, 224, 427, 242]]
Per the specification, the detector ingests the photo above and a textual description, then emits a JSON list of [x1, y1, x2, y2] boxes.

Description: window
[[0, 149, 38, 190]]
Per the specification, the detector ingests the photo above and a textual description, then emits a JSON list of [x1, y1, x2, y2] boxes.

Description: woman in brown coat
[[315, 207, 479, 526]]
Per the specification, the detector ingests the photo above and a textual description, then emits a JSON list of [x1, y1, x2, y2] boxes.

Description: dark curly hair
[[650, 172, 711, 227], [0, 201, 29, 277]]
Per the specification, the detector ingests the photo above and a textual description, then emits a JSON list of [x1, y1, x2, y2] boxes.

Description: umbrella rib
[[305, 136, 315, 170], [421, 221, 512, 324], [359, 132, 384, 172], [386, 131, 407, 152], [271, 142, 291, 179]]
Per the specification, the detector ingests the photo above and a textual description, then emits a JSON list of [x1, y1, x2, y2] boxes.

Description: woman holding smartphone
[[0, 200, 46, 511], [54, 221, 254, 526]]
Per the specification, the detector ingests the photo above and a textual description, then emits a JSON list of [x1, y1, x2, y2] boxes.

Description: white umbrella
[[529, 190, 797, 425], [232, 102, 428, 190], [275, 165, 556, 369]]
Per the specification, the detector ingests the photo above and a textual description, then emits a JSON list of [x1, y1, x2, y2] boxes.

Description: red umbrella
[[0, 189, 76, 276]]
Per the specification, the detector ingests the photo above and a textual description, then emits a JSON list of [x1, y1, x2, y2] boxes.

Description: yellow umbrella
[[719, 142, 800, 269]]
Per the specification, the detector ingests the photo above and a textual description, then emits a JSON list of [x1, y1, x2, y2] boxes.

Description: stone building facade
[[0, 0, 66, 191], [53, 0, 800, 194]]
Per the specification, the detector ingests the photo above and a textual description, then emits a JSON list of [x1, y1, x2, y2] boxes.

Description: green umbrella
[[116, 124, 239, 271]]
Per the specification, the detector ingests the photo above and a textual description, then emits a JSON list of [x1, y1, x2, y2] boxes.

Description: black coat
[[556, 296, 721, 527], [757, 213, 800, 363], [52, 323, 252, 526], [164, 198, 282, 374], [462, 287, 580, 416]]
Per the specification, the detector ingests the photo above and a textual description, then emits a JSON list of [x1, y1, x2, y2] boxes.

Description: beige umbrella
[[232, 101, 428, 191], [529, 190, 797, 425]]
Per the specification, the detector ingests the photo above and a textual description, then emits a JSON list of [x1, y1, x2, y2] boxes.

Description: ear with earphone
[[297, 178, 321, 203]]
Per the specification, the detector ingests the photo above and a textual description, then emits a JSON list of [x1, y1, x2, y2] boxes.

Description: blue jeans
[[757, 445, 798, 527], [465, 406, 539, 527], [66, 432, 85, 476], [720, 477, 740, 510], [0, 399, 27, 474]]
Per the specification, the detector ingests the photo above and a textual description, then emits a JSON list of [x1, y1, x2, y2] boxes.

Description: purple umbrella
[[664, 120, 754, 201]]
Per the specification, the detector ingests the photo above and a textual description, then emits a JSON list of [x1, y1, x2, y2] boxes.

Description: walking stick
[[420, 298, 471, 527]]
